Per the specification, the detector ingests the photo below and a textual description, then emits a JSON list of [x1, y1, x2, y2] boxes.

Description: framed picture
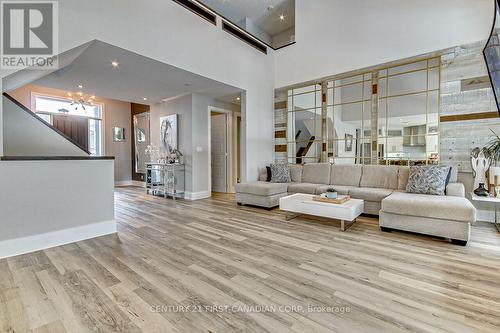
[[113, 127, 125, 142], [160, 114, 178, 152], [345, 133, 353, 152]]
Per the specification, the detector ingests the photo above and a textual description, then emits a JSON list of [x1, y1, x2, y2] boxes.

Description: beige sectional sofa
[[235, 163, 476, 245]]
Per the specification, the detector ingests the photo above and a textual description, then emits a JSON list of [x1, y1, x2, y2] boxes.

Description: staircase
[[296, 135, 316, 164], [0, 92, 116, 259], [2, 93, 90, 156]]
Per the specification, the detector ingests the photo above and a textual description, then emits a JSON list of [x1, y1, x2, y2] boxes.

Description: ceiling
[[198, 0, 295, 36], [26, 40, 242, 105]]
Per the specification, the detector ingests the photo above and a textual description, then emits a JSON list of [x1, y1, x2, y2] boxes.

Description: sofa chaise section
[[379, 190, 476, 245], [236, 181, 292, 209]]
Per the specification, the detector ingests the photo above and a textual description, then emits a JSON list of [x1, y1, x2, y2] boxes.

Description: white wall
[[272, 27, 295, 48], [150, 94, 194, 193], [3, 96, 87, 156], [0, 80, 3, 156], [1, 0, 274, 182], [0, 159, 115, 258], [150, 93, 240, 198], [8, 84, 133, 182], [275, 0, 494, 88], [103, 100, 132, 182]]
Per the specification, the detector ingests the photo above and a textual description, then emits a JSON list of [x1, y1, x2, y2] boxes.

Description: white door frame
[[208, 106, 240, 194]]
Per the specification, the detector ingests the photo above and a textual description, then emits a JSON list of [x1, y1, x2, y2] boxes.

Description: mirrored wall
[[378, 58, 440, 166], [287, 84, 322, 164], [285, 57, 441, 166], [326, 73, 373, 165]]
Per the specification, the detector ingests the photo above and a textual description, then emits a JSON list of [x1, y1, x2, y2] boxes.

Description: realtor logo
[[1, 0, 58, 69]]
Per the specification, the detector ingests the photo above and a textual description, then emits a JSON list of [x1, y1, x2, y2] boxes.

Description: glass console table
[[146, 163, 185, 200]]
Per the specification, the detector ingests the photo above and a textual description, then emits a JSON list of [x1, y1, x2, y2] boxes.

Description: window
[[33, 94, 104, 155], [286, 84, 323, 164]]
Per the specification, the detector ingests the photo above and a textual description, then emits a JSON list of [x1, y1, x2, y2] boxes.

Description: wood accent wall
[[440, 112, 499, 123], [274, 96, 288, 160]]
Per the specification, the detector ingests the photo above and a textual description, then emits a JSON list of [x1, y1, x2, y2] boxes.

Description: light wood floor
[[2, 187, 500, 333]]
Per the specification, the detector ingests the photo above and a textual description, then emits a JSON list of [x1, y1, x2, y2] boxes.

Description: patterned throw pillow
[[270, 162, 291, 183], [406, 166, 451, 196]]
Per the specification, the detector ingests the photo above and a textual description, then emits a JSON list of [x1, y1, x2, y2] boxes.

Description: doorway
[[52, 114, 90, 152], [209, 107, 240, 194], [211, 112, 228, 193]]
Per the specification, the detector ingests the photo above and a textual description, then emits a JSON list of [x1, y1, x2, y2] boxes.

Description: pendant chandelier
[[66, 91, 95, 110]]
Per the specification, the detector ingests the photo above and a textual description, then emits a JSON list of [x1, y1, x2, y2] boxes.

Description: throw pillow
[[290, 164, 303, 183], [406, 165, 451, 196], [266, 166, 272, 182], [270, 162, 291, 183]]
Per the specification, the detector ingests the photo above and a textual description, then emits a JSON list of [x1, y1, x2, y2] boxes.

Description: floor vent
[[222, 21, 267, 54], [173, 0, 216, 25]]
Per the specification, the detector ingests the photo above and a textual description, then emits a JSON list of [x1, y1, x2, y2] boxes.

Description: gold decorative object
[[313, 195, 350, 205]]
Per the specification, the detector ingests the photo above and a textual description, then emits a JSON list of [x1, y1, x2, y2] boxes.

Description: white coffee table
[[279, 193, 364, 231]]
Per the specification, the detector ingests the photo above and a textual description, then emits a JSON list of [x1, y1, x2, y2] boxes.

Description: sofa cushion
[[270, 162, 291, 183], [448, 165, 458, 183], [398, 166, 410, 190], [446, 183, 465, 197], [290, 164, 303, 183], [406, 165, 451, 196], [330, 164, 362, 186], [381, 192, 476, 223], [349, 187, 394, 202], [302, 163, 331, 184], [315, 185, 351, 195], [266, 166, 272, 182], [259, 172, 268, 181], [360, 165, 399, 189], [288, 183, 320, 195], [235, 181, 291, 196]]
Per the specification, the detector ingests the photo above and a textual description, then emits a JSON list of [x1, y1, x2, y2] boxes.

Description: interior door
[[52, 114, 89, 152], [211, 113, 228, 193]]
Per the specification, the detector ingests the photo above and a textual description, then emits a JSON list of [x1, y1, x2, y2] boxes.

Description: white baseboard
[[115, 180, 145, 187], [185, 191, 211, 200], [0, 220, 116, 259]]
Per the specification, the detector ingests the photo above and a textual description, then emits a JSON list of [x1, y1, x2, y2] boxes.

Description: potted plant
[[485, 129, 500, 162], [325, 187, 338, 199], [484, 129, 500, 196]]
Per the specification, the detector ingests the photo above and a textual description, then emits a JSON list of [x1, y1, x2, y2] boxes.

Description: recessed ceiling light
[[67, 92, 72, 97], [279, 14, 285, 21], [143, 97, 148, 101], [78, 84, 83, 89], [236, 97, 240, 101], [111, 61, 119, 68]]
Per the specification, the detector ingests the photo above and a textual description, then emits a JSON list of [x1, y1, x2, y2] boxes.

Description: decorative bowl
[[325, 192, 338, 199]]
